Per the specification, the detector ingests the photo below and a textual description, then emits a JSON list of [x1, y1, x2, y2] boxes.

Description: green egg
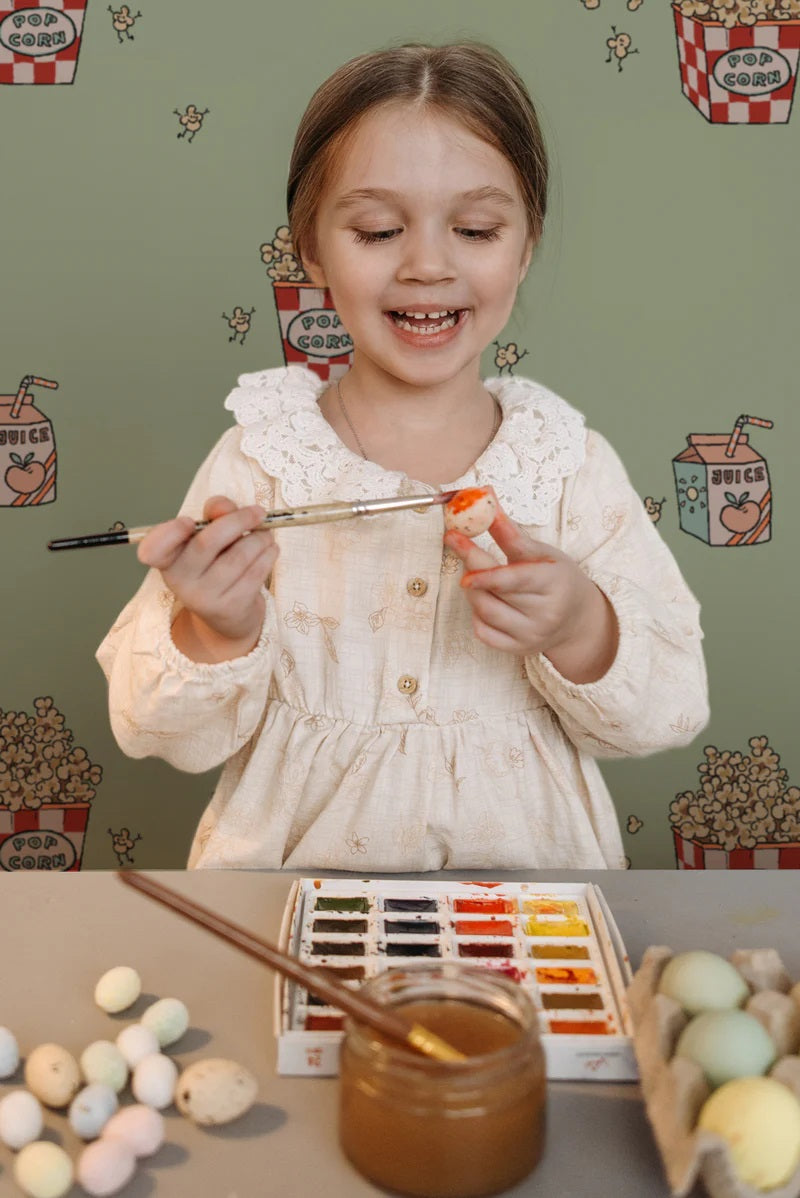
[[675, 1009, 777, 1089], [658, 950, 749, 1014]]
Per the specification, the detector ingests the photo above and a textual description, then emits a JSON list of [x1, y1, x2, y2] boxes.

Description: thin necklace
[[336, 376, 501, 466]]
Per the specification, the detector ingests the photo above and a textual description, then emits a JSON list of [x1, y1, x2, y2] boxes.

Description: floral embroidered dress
[[96, 366, 709, 871]]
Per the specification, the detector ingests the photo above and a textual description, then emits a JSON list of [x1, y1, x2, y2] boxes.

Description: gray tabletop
[[1, 868, 798, 1198]]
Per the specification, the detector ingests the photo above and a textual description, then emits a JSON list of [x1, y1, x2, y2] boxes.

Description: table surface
[[1, 868, 798, 1198]]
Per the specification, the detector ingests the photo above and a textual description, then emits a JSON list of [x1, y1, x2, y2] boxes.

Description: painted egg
[[0, 1026, 20, 1078], [657, 950, 749, 1014], [94, 966, 142, 1014], [140, 997, 189, 1047], [443, 486, 498, 538], [80, 1041, 129, 1093], [675, 1008, 776, 1088], [77, 1138, 136, 1197], [116, 1023, 160, 1069], [68, 1083, 119, 1139], [0, 1090, 44, 1150], [13, 1141, 74, 1198], [102, 1104, 164, 1157], [132, 1053, 178, 1109], [24, 1043, 81, 1109], [698, 1076, 800, 1189], [175, 1058, 258, 1126]]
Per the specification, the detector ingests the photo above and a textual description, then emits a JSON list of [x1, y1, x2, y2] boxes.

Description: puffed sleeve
[[95, 426, 279, 773], [523, 430, 709, 758]]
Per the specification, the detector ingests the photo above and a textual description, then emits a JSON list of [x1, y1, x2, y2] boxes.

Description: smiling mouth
[[387, 309, 465, 335]]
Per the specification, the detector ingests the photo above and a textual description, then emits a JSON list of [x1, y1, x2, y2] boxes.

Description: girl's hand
[[137, 495, 279, 661], [443, 504, 618, 684]]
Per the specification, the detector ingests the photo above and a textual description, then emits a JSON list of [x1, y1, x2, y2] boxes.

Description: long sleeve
[[96, 427, 279, 773], [524, 429, 709, 759]]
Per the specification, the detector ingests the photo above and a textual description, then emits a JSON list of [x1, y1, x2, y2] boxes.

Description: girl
[[97, 41, 709, 871]]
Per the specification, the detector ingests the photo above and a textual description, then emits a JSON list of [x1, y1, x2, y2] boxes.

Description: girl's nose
[[396, 226, 455, 285]]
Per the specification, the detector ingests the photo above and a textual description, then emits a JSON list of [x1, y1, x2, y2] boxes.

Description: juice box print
[[0, 2, 88, 85], [0, 376, 59, 507], [673, 415, 773, 546]]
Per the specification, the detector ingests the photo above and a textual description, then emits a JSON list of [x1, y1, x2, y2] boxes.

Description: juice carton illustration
[[261, 225, 354, 384], [0, 375, 58, 507], [673, 414, 773, 546], [0, 2, 88, 85], [672, 0, 800, 124]]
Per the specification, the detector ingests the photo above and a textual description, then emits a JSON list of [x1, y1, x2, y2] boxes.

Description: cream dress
[[96, 366, 709, 871]]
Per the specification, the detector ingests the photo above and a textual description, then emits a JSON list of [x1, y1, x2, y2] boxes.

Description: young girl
[[97, 41, 709, 872]]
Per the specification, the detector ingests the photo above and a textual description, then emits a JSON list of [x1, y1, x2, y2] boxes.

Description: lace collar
[[224, 365, 586, 526]]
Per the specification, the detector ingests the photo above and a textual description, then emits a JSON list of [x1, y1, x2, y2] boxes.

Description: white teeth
[[396, 309, 457, 319], [394, 313, 458, 334]]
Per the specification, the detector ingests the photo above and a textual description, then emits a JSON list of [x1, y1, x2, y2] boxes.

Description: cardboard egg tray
[[627, 946, 800, 1198]]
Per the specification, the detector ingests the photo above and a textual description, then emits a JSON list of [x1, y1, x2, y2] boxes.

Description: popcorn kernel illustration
[[174, 105, 209, 144]]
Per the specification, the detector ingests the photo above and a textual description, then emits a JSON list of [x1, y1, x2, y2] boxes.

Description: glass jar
[[338, 963, 546, 1198]]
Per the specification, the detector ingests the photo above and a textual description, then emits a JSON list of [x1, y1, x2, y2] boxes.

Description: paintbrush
[[117, 870, 466, 1064], [47, 491, 458, 552]]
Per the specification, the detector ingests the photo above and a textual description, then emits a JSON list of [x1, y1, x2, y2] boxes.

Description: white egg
[[77, 1138, 136, 1197], [94, 966, 142, 1014], [13, 1140, 73, 1198], [115, 1023, 160, 1069], [140, 997, 189, 1047], [102, 1104, 164, 1157], [175, 1058, 258, 1126], [68, 1083, 119, 1140], [658, 949, 749, 1015], [24, 1044, 81, 1109], [443, 487, 498, 538], [80, 1041, 129, 1093], [0, 1026, 20, 1078], [0, 1090, 44, 1150], [132, 1053, 178, 1109]]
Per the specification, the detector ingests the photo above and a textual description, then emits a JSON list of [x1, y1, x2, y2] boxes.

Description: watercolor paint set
[[275, 878, 638, 1080]]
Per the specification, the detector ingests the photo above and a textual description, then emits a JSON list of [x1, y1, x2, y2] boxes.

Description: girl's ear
[[518, 236, 535, 284]]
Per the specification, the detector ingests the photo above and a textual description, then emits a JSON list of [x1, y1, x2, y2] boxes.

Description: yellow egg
[[658, 950, 749, 1014], [698, 1076, 800, 1189]]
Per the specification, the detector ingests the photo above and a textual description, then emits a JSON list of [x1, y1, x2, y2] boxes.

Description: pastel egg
[[115, 1023, 160, 1069], [675, 1008, 776, 1089], [94, 966, 142, 1014], [77, 1138, 136, 1197], [24, 1043, 81, 1109], [175, 1058, 258, 1126], [698, 1076, 800, 1189], [68, 1083, 119, 1139], [140, 997, 189, 1047], [102, 1104, 164, 1157], [14, 1141, 74, 1198], [657, 950, 749, 1015], [0, 1090, 44, 1150], [443, 486, 498, 538], [0, 1026, 20, 1078], [132, 1052, 178, 1109], [80, 1041, 129, 1093]]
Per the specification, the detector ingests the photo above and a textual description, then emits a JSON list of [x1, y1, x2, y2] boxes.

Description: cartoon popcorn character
[[0, 1, 89, 86], [260, 225, 354, 383], [673, 0, 800, 123]]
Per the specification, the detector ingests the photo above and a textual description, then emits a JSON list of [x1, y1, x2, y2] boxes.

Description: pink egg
[[444, 487, 498, 538], [102, 1104, 164, 1158], [77, 1138, 136, 1196]]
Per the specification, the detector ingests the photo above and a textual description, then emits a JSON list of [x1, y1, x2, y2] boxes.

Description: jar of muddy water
[[339, 963, 546, 1198]]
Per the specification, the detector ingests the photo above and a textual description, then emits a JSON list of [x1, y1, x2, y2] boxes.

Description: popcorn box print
[[0, 2, 88, 85], [0, 803, 91, 870], [673, 432, 771, 546], [674, 828, 800, 869], [272, 282, 354, 384], [672, 3, 800, 123]]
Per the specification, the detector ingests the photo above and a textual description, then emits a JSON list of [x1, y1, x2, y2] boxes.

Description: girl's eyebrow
[[333, 185, 516, 210]]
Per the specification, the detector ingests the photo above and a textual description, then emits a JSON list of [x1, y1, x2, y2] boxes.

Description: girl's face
[[304, 103, 534, 391]]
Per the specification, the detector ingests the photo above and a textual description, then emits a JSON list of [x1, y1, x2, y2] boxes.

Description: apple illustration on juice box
[[673, 414, 774, 547], [1, 375, 58, 507]]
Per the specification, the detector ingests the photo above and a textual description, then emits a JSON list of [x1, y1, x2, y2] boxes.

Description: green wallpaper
[[1, 0, 798, 870]]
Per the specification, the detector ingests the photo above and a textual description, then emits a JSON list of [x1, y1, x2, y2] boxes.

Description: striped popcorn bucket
[[672, 2, 800, 123], [0, 1, 89, 85], [0, 803, 91, 870], [673, 828, 800, 869], [272, 282, 354, 384]]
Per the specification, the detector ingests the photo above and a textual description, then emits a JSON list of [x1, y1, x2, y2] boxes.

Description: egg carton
[[627, 946, 800, 1198]]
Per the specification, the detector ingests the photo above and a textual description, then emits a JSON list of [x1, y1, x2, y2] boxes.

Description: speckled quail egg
[[175, 1058, 258, 1126], [94, 966, 141, 1014], [115, 1023, 160, 1069], [102, 1104, 164, 1157], [657, 950, 749, 1015], [13, 1140, 74, 1198], [68, 1083, 119, 1140], [131, 1052, 178, 1109], [443, 486, 498, 538], [77, 1138, 136, 1197], [24, 1043, 81, 1109], [0, 1026, 20, 1078], [80, 1041, 129, 1093], [698, 1076, 800, 1189], [140, 997, 189, 1047], [0, 1090, 44, 1150], [675, 1008, 777, 1088]]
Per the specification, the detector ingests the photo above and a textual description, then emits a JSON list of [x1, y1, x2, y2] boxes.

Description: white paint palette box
[[275, 878, 638, 1081]]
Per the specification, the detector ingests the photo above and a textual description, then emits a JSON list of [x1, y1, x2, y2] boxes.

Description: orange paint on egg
[[446, 486, 491, 515]]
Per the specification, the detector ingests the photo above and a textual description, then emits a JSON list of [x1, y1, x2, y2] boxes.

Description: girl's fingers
[[137, 516, 197, 569], [443, 529, 499, 572], [181, 504, 266, 573], [466, 586, 537, 644], [462, 560, 556, 597], [202, 494, 239, 522]]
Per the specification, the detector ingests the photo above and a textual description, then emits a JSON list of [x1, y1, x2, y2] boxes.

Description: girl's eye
[[351, 227, 502, 245], [457, 227, 501, 241], [352, 229, 400, 244]]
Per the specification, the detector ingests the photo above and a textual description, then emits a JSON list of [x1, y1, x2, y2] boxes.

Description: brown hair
[[287, 41, 548, 270]]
